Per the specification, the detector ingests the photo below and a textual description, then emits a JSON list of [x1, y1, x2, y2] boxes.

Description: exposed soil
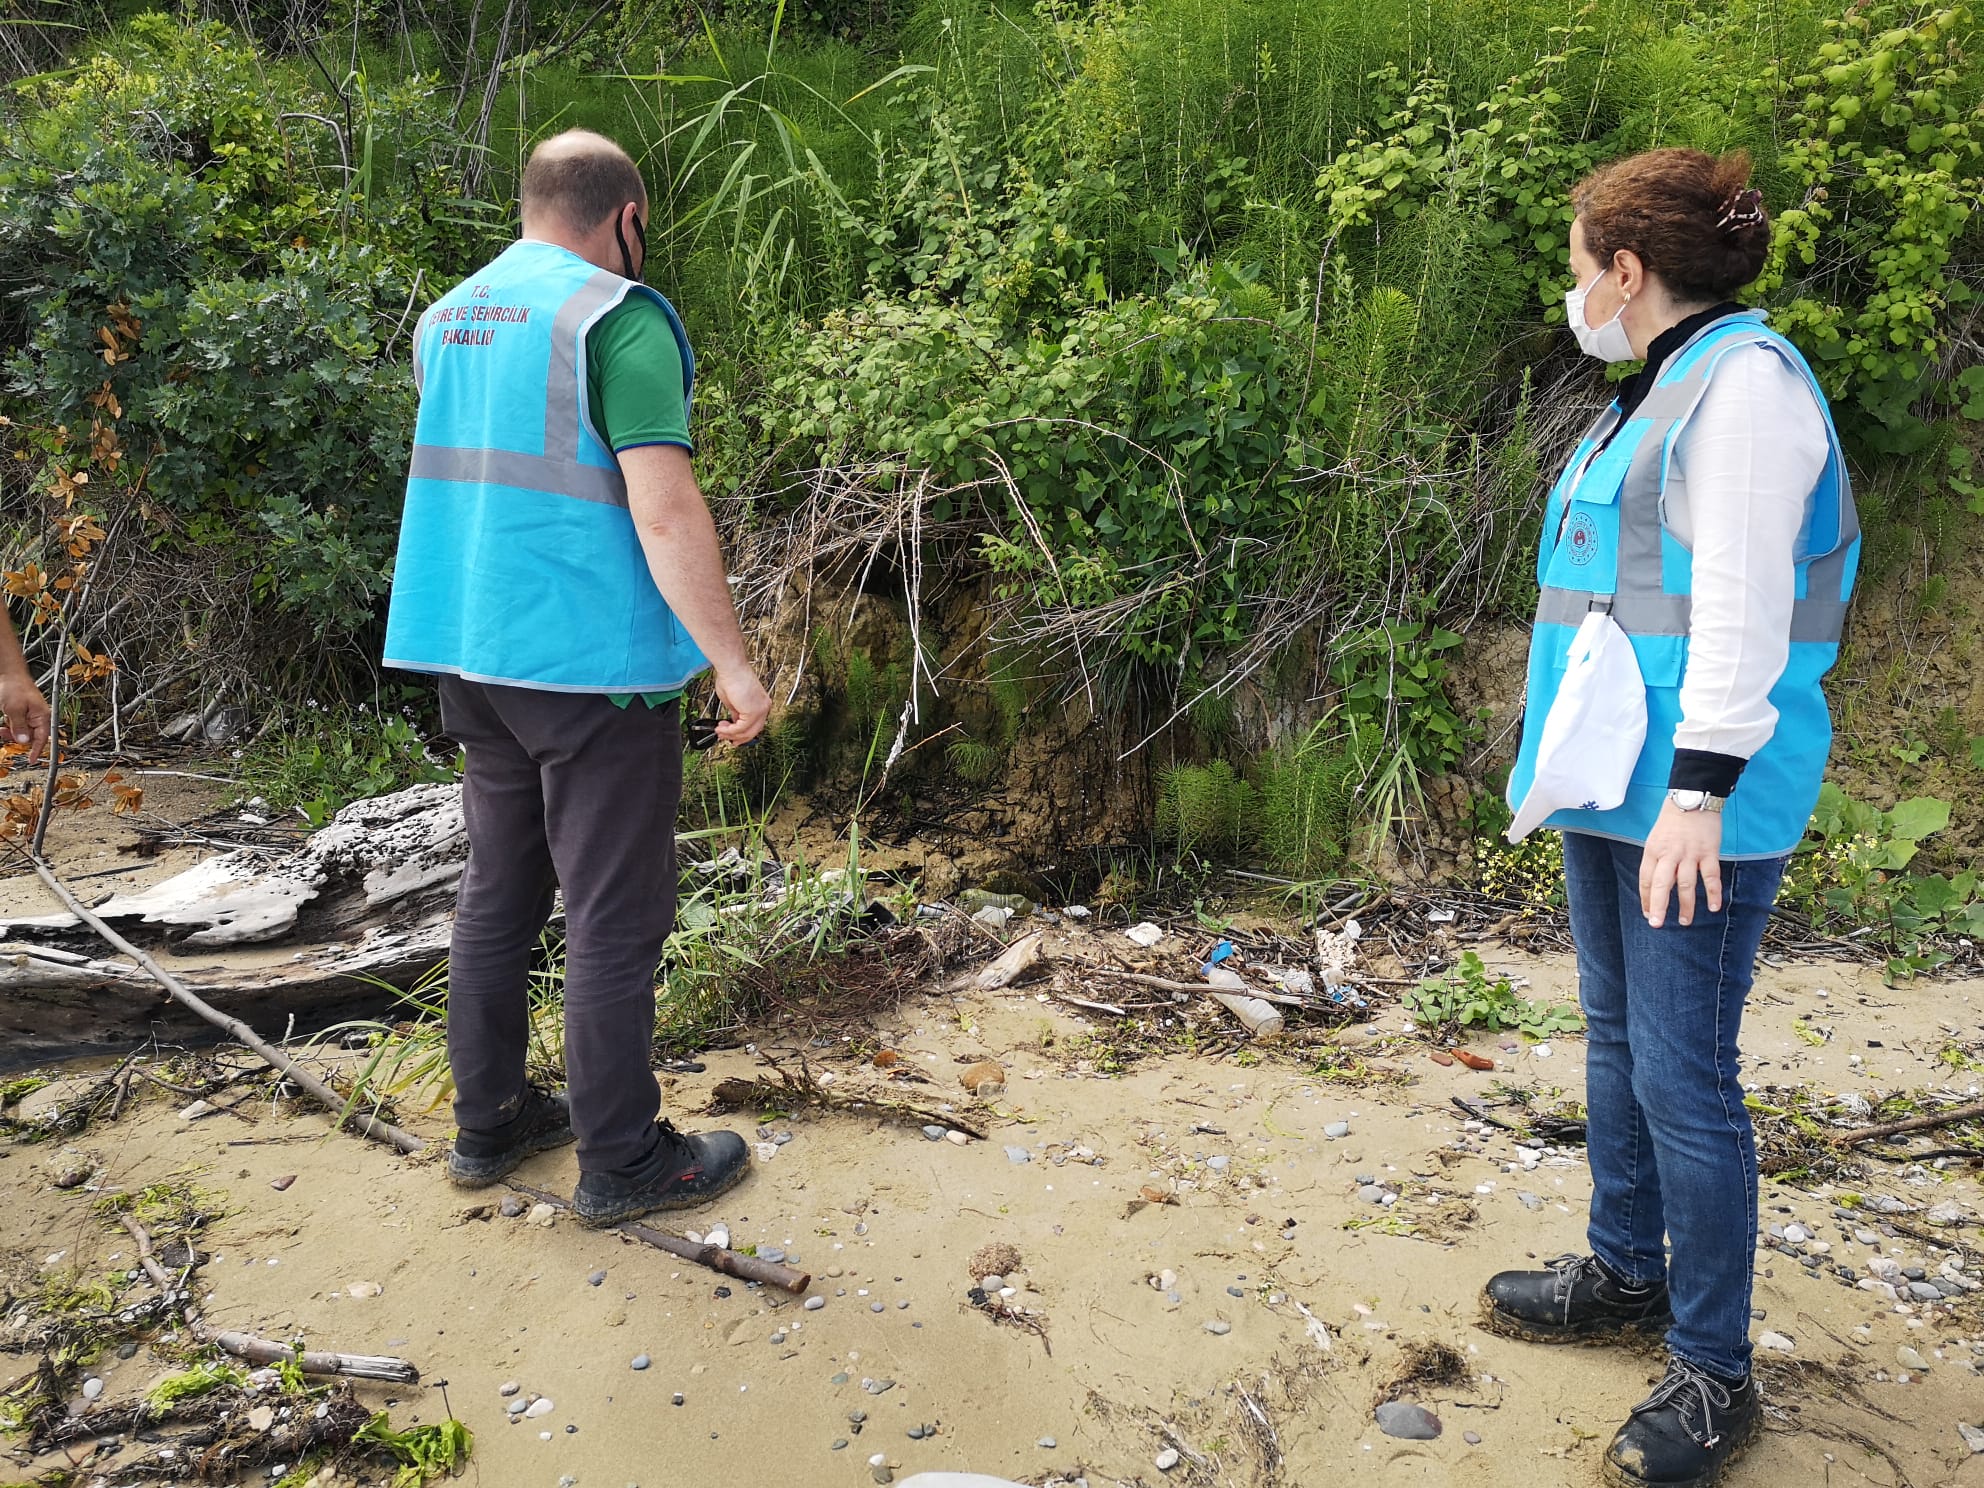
[[4, 933, 1981, 1488]]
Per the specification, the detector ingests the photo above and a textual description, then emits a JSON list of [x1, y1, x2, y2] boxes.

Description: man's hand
[[1640, 801, 1725, 928], [0, 670, 50, 765], [712, 664, 770, 746]]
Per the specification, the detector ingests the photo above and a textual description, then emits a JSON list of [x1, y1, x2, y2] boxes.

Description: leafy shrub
[[1155, 760, 1255, 861], [241, 708, 461, 827], [0, 18, 492, 698], [1780, 783, 1984, 978]]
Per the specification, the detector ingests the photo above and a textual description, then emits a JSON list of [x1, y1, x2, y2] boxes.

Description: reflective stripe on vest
[[1507, 313, 1860, 858], [384, 241, 708, 695]]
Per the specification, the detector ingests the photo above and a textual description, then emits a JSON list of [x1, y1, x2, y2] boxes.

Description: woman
[[1487, 149, 1858, 1488]]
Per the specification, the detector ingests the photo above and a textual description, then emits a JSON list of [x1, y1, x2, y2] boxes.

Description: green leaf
[[1885, 796, 1951, 842]]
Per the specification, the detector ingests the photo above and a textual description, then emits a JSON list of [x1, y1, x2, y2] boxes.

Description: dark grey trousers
[[438, 677, 681, 1175]]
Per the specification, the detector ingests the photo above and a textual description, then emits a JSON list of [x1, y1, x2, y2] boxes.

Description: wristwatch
[[1667, 789, 1726, 815]]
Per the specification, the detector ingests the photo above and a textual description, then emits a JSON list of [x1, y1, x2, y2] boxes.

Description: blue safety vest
[[383, 240, 709, 694], [1506, 312, 1859, 859]]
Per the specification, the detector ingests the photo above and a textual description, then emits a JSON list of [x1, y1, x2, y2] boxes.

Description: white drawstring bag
[[1507, 610, 1649, 842]]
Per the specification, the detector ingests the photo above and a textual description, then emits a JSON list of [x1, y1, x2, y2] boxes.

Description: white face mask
[[1565, 269, 1636, 363]]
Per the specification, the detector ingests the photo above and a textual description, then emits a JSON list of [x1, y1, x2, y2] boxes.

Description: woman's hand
[[1640, 801, 1724, 928]]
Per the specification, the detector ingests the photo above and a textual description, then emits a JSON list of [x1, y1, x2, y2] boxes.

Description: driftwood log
[[1, 784, 473, 1065]]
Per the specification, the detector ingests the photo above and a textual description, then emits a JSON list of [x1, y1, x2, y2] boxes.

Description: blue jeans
[[1561, 830, 1786, 1381]]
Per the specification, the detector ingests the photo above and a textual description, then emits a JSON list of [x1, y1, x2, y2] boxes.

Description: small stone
[[872, 1468, 893, 1486], [1516, 1191, 1544, 1212], [1464, 1431, 1483, 1446], [980, 1275, 1006, 1292], [1926, 1202, 1964, 1228], [527, 1202, 557, 1228], [116, 1343, 138, 1361], [1324, 1121, 1351, 1139], [269, 1174, 296, 1192], [1896, 1346, 1928, 1372], [759, 1248, 785, 1265], [907, 1425, 926, 1440], [945, 1130, 969, 1146], [346, 1281, 383, 1299], [1958, 1422, 1984, 1455], [832, 1440, 849, 1451], [871, 1302, 885, 1313], [1360, 1185, 1385, 1204], [673, 1394, 685, 1407], [631, 1355, 651, 1371], [1758, 1331, 1795, 1353], [1854, 1228, 1879, 1246], [1904, 1266, 1928, 1281], [526, 1397, 555, 1418], [1004, 1146, 1031, 1165], [1784, 1224, 1810, 1244], [805, 1296, 826, 1311], [1207, 1155, 1230, 1173], [507, 1397, 528, 1416], [1226, 1286, 1246, 1298], [1910, 1282, 1943, 1302], [499, 1381, 521, 1397], [589, 1270, 608, 1287], [81, 1377, 104, 1401], [1204, 1320, 1231, 1335], [707, 1224, 731, 1250], [922, 1126, 945, 1141], [864, 1378, 896, 1395], [1156, 1447, 1182, 1471], [1158, 1268, 1178, 1291], [1038, 1437, 1057, 1448], [774, 1131, 793, 1146], [1374, 1401, 1442, 1440], [961, 1060, 1008, 1097], [499, 1195, 526, 1218]]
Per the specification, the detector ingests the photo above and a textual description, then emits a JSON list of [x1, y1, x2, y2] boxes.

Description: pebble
[[507, 1398, 528, 1416], [981, 1275, 1007, 1291], [1155, 1448, 1181, 1471], [832, 1440, 849, 1451], [1004, 1146, 1032, 1165], [770, 1332, 786, 1344], [872, 1469, 892, 1485], [631, 1355, 650, 1371], [1855, 1228, 1879, 1246], [116, 1343, 138, 1361], [922, 1126, 945, 1141], [1204, 1320, 1231, 1335], [526, 1398, 556, 1418], [872, 1302, 886, 1313], [1959, 1422, 1984, 1455], [864, 1378, 896, 1395], [946, 1131, 969, 1146], [1324, 1122, 1351, 1139], [1158, 1269, 1178, 1291], [1909, 1282, 1943, 1302], [1359, 1185, 1386, 1204], [499, 1381, 521, 1397], [1226, 1286, 1246, 1298], [1207, 1156, 1230, 1173], [1896, 1346, 1928, 1372], [1464, 1431, 1482, 1446], [1758, 1331, 1795, 1353], [805, 1296, 826, 1311], [1038, 1437, 1056, 1449], [81, 1377, 103, 1402], [760, 1248, 785, 1264], [589, 1270, 607, 1287], [673, 1394, 685, 1407], [1516, 1191, 1544, 1212], [527, 1202, 557, 1228], [1926, 1202, 1964, 1227], [1784, 1224, 1810, 1244], [1903, 1266, 1927, 1281], [1374, 1401, 1442, 1440], [499, 1195, 526, 1218]]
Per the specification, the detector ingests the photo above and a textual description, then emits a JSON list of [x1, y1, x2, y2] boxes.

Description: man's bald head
[[521, 130, 647, 233]]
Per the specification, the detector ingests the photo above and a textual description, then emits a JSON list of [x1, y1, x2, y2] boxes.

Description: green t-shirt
[[588, 295, 695, 709]]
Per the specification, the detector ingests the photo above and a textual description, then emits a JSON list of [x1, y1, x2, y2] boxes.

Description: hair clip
[[1716, 187, 1765, 232]]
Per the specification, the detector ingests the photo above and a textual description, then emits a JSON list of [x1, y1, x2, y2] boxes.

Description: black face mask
[[614, 210, 647, 282]]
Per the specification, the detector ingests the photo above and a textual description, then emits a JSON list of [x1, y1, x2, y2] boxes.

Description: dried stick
[[507, 1183, 812, 1294], [121, 1215, 417, 1383], [19, 852, 423, 1156], [1833, 1098, 1984, 1147]]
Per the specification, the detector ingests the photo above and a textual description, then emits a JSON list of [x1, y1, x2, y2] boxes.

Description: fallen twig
[[506, 1183, 811, 1294], [708, 1053, 989, 1139], [1832, 1098, 1984, 1147], [18, 851, 423, 1155], [121, 1214, 417, 1383]]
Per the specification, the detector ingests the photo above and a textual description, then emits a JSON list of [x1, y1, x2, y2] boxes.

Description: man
[[384, 130, 770, 1226]]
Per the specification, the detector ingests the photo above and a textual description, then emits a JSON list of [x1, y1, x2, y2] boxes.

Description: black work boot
[[1482, 1252, 1673, 1344], [448, 1084, 575, 1188], [572, 1120, 750, 1227], [1604, 1356, 1760, 1488]]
